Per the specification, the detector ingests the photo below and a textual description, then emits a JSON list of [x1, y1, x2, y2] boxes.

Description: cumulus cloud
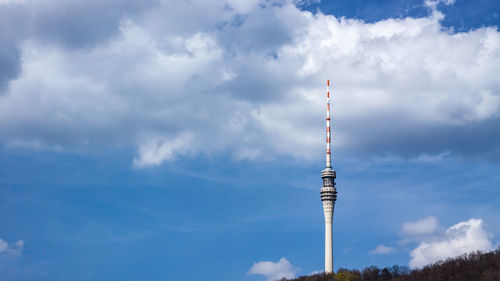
[[309, 269, 323, 275], [406, 218, 493, 268], [226, 0, 262, 14], [401, 216, 440, 237], [369, 244, 396, 255], [424, 0, 456, 10], [133, 133, 193, 168], [0, 238, 24, 256], [248, 257, 300, 281], [0, 0, 499, 166], [0, 0, 23, 5]]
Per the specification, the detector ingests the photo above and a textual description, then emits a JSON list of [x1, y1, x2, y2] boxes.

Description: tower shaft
[[324, 214, 333, 272], [321, 80, 337, 273]]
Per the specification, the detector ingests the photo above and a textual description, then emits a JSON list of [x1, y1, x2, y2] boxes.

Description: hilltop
[[284, 249, 500, 281]]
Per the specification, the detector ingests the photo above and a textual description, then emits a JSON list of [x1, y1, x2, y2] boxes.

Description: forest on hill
[[285, 249, 500, 281]]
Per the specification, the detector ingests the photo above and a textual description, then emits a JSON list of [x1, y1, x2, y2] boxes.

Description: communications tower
[[320, 80, 337, 273]]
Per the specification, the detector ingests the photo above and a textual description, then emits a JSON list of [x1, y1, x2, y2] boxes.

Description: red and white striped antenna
[[326, 80, 332, 169]]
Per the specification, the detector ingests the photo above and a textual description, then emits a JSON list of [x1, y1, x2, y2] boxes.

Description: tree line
[[283, 249, 500, 281]]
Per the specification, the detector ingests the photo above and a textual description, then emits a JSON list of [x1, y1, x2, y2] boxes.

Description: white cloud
[[424, 0, 456, 10], [133, 133, 194, 168], [1, 0, 500, 166], [225, 0, 262, 14], [0, 239, 7, 252], [410, 152, 450, 163], [0, 0, 24, 5], [309, 269, 323, 275], [401, 216, 440, 236], [248, 257, 300, 281], [0, 238, 24, 256], [369, 244, 396, 255], [408, 218, 493, 268]]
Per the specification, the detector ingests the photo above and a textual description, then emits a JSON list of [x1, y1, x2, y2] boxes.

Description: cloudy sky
[[0, 0, 499, 280]]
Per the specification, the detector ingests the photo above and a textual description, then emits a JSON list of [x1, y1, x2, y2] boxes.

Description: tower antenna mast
[[326, 80, 332, 169]]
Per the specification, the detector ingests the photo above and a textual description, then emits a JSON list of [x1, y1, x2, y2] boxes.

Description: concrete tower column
[[324, 204, 333, 272], [321, 169, 337, 273]]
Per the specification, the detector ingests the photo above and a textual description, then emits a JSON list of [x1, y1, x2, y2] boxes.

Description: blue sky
[[0, 0, 499, 280]]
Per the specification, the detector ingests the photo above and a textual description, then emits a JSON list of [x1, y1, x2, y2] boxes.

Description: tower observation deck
[[321, 80, 337, 273]]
